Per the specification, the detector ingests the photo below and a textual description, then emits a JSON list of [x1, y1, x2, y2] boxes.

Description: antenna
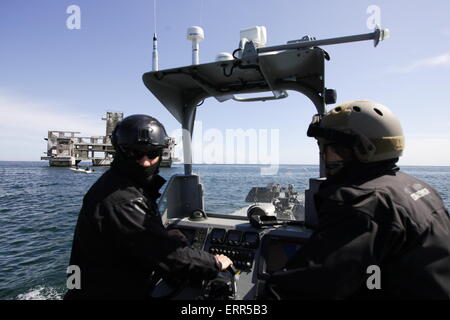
[[152, 33, 159, 71], [152, 0, 159, 71], [187, 26, 204, 65]]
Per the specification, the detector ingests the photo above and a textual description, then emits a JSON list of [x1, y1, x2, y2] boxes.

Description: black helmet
[[112, 114, 169, 158]]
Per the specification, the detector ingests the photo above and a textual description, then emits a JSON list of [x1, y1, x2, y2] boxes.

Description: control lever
[[228, 264, 239, 275], [201, 264, 239, 300], [228, 264, 239, 300]]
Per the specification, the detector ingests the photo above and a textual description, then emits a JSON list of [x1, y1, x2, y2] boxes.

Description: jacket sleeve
[[104, 198, 219, 280], [268, 191, 405, 299]]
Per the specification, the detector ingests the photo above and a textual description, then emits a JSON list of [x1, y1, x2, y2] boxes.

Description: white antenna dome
[[215, 52, 233, 62], [187, 26, 204, 42], [187, 26, 205, 65]]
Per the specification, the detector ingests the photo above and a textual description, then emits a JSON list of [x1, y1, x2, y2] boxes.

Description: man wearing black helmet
[[65, 114, 232, 300], [267, 100, 450, 300]]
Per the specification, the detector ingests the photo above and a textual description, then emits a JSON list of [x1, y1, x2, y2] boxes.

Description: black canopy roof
[[142, 47, 329, 125]]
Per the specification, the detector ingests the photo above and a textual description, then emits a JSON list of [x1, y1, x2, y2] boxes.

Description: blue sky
[[1, 0, 449, 165]]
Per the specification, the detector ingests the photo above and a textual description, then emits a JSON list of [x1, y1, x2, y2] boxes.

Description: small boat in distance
[[69, 166, 94, 174]]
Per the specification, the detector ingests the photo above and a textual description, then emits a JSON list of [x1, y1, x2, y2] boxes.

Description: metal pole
[[192, 40, 199, 65], [182, 104, 197, 176], [258, 28, 383, 54]]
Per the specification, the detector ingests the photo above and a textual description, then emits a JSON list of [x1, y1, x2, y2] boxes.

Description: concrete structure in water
[[41, 112, 122, 167], [41, 112, 178, 167]]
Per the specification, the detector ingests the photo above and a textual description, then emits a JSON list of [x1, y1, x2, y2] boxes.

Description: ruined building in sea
[[41, 112, 176, 167]]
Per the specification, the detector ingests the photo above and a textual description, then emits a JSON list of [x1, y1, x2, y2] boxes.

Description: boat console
[[144, 26, 389, 299], [157, 215, 311, 300]]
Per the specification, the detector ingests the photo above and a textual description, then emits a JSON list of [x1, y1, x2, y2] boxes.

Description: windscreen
[[158, 164, 316, 221]]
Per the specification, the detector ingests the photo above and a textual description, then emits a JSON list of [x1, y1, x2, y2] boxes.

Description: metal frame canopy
[[142, 28, 388, 176], [144, 47, 330, 174]]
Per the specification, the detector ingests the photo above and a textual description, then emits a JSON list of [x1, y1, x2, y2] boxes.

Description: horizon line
[[1, 160, 450, 168]]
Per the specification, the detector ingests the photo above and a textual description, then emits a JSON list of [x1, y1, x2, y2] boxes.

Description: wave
[[16, 286, 63, 300]]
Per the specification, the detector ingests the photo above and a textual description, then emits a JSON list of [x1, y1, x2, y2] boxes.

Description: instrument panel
[[173, 226, 260, 272], [166, 219, 311, 300], [207, 228, 259, 271], [170, 224, 309, 274]]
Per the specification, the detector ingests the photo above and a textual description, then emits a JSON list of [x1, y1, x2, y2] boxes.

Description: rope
[[199, 0, 203, 26], [153, 0, 157, 33]]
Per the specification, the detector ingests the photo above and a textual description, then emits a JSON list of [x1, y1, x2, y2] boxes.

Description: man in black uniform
[[65, 114, 232, 299], [268, 100, 450, 299]]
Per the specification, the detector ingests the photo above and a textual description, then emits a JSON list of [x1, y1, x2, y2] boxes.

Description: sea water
[[0, 161, 448, 300]]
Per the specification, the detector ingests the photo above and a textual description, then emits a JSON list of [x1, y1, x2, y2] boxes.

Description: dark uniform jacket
[[65, 167, 219, 300], [268, 161, 450, 299]]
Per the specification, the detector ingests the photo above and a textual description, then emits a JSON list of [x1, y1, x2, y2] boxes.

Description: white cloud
[[0, 91, 106, 161], [390, 53, 450, 73]]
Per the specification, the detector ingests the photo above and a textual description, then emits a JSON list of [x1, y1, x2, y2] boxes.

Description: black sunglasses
[[131, 149, 162, 160]]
